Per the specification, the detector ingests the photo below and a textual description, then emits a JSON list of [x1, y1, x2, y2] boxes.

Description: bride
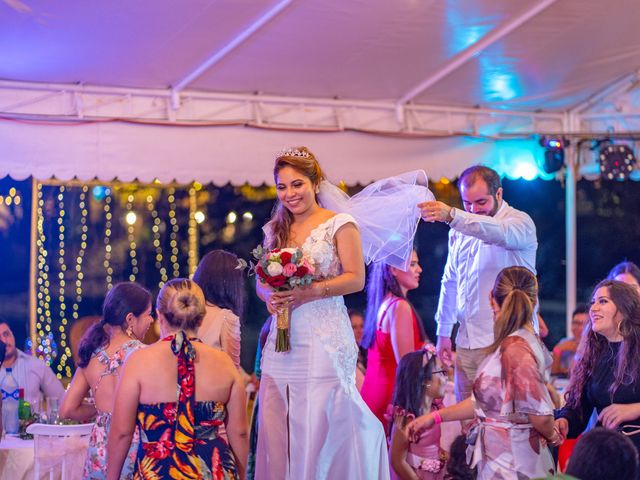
[[255, 146, 390, 479]]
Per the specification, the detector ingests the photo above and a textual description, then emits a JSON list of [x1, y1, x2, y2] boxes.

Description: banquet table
[[0, 433, 90, 480], [0, 435, 36, 480]]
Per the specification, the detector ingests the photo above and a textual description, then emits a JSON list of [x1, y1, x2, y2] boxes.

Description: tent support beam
[[171, 0, 293, 99], [570, 70, 640, 115], [396, 0, 559, 106], [0, 80, 564, 135], [565, 113, 579, 338]]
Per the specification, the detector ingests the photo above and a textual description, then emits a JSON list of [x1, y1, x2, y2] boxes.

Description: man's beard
[[489, 196, 500, 216]]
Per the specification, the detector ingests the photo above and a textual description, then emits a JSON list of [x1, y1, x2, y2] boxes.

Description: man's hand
[[436, 336, 453, 367], [418, 201, 453, 223]]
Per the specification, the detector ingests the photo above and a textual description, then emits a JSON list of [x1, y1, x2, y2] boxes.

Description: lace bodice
[[300, 213, 357, 278]]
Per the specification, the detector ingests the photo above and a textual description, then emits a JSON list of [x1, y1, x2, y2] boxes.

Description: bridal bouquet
[[251, 246, 316, 352]]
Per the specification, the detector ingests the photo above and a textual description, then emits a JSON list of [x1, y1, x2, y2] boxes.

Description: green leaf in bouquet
[[291, 249, 302, 264], [236, 258, 248, 271], [251, 245, 265, 261]]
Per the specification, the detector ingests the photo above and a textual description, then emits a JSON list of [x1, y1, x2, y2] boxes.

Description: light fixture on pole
[[599, 142, 636, 180], [539, 136, 568, 174]]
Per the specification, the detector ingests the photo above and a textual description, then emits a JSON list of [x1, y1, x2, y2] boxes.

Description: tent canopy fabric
[[1, 0, 640, 183]]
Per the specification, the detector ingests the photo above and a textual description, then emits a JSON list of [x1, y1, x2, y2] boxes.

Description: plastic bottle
[[1, 367, 20, 434], [18, 388, 31, 421]]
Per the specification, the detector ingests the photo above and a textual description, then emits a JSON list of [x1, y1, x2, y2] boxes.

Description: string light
[[61, 185, 89, 375], [194, 211, 206, 224], [103, 190, 113, 289], [35, 183, 53, 360], [54, 186, 66, 374], [168, 188, 180, 278], [148, 193, 168, 288], [126, 194, 138, 282], [188, 187, 197, 277]]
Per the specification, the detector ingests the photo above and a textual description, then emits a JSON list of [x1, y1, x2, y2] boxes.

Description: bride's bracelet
[[322, 281, 330, 298]]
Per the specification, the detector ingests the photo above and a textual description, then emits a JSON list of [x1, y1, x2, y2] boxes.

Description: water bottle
[[1, 367, 20, 434]]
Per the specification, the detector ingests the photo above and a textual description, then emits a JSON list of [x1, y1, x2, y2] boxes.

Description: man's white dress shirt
[[435, 201, 538, 349]]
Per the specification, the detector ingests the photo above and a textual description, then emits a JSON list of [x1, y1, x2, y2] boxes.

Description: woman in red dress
[[361, 249, 427, 430]]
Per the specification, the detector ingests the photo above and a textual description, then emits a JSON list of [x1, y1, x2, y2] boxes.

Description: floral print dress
[[84, 339, 143, 480], [134, 332, 239, 479], [469, 328, 555, 480]]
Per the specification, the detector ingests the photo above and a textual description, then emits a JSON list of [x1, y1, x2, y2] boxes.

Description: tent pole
[[565, 114, 579, 337], [28, 177, 39, 352]]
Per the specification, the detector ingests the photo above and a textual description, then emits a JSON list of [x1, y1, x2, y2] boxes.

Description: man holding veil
[[419, 165, 538, 401]]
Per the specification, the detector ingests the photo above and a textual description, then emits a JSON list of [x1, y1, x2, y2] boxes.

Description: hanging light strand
[[188, 187, 197, 277], [126, 194, 138, 282], [35, 183, 51, 349], [62, 185, 89, 377], [103, 190, 113, 289], [148, 193, 168, 288], [168, 188, 180, 278], [54, 186, 67, 374]]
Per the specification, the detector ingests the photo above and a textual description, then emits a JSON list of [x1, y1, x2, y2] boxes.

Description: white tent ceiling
[[1, 0, 640, 183]]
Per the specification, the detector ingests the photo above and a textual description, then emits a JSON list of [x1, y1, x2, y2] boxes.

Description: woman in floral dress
[[60, 282, 154, 479], [106, 279, 248, 480], [407, 267, 560, 480]]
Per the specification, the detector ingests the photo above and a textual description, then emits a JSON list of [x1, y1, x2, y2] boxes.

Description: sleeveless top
[[83, 339, 142, 480], [361, 296, 424, 429], [133, 332, 239, 479]]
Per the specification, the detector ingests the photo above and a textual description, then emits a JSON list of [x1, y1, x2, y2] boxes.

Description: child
[[389, 344, 448, 480]]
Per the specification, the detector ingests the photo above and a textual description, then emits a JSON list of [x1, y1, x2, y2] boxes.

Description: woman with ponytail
[[60, 282, 153, 480], [407, 267, 558, 479], [107, 279, 248, 480]]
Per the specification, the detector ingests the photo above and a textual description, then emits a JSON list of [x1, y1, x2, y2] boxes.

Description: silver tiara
[[278, 148, 310, 158]]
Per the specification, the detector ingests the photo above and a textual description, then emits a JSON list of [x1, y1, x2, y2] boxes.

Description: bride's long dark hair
[[263, 147, 325, 249]]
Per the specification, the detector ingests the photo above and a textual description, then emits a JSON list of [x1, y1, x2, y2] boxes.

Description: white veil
[[317, 170, 434, 271]]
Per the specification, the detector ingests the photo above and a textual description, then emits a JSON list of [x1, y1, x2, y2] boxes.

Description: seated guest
[[59, 282, 153, 480], [608, 260, 640, 291], [551, 305, 589, 377], [192, 249, 245, 369], [565, 428, 639, 480], [0, 319, 64, 411], [555, 280, 640, 459], [107, 279, 248, 480]]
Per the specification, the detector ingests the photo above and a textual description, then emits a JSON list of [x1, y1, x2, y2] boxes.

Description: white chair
[[26, 423, 93, 480]]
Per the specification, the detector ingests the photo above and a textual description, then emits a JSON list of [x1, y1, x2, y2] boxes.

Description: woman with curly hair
[[555, 279, 640, 460]]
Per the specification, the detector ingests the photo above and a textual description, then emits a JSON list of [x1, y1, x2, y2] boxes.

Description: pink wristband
[[433, 411, 442, 425]]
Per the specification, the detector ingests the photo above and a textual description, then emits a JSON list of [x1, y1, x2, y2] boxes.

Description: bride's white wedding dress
[[256, 213, 389, 480]]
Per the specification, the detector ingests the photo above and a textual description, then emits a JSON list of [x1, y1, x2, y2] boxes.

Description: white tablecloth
[[0, 436, 36, 480], [0, 433, 90, 480]]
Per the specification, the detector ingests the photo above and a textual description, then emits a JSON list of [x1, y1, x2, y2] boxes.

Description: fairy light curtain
[[32, 180, 199, 379]]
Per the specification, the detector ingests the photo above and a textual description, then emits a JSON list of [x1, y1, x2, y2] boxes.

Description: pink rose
[[282, 263, 297, 277]]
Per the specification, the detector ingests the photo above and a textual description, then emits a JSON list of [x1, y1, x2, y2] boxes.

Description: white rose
[[267, 262, 284, 276]]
